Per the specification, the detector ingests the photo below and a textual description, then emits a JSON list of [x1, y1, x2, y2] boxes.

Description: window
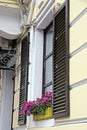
[[43, 2, 69, 118], [18, 34, 29, 125], [43, 23, 53, 94]]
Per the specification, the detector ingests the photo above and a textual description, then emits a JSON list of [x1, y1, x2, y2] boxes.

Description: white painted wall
[[0, 70, 14, 130]]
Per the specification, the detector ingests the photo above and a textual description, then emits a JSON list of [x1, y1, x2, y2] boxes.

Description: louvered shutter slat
[[55, 8, 65, 36], [54, 68, 65, 76], [18, 34, 29, 125], [54, 56, 66, 64], [53, 3, 69, 118], [53, 84, 65, 91], [54, 98, 65, 103]]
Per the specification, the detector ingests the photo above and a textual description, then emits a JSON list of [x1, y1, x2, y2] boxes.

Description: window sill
[[27, 115, 55, 128]]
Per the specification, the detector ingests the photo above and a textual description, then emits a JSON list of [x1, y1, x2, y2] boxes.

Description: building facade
[[0, 0, 87, 130]]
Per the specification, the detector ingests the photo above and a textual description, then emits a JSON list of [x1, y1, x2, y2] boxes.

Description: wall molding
[[70, 7, 87, 28], [55, 117, 87, 126], [70, 79, 87, 90], [70, 42, 87, 58]]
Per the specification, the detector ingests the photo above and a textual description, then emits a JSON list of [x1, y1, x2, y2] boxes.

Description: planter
[[33, 107, 52, 121]]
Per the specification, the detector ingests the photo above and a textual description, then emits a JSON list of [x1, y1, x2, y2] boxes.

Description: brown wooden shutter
[[53, 3, 69, 118], [18, 34, 29, 125]]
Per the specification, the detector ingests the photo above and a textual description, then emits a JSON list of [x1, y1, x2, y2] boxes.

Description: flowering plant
[[19, 92, 52, 116]]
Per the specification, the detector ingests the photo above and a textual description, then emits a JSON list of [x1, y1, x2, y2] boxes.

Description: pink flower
[[42, 97, 48, 103], [19, 92, 52, 116], [47, 98, 52, 101], [19, 110, 25, 115], [47, 92, 52, 97], [26, 110, 30, 115], [35, 98, 42, 105]]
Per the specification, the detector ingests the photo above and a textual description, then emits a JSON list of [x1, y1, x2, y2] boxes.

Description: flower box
[[33, 107, 52, 121], [19, 92, 52, 121]]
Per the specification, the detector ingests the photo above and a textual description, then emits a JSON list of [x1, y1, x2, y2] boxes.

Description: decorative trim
[[70, 79, 87, 90], [70, 42, 87, 58], [33, 0, 55, 26], [0, 48, 16, 70]]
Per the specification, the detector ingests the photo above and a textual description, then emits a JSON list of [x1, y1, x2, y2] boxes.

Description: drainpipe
[[26, 0, 35, 25]]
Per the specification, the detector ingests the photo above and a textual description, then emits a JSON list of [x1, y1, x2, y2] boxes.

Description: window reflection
[[43, 24, 53, 93], [45, 28, 53, 56], [45, 56, 53, 84]]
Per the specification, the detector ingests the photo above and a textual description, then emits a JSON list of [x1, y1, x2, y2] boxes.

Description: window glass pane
[[45, 56, 53, 84], [45, 85, 53, 93], [46, 27, 53, 56]]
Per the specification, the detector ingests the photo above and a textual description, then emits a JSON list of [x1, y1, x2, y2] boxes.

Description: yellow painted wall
[[0, 0, 19, 8], [14, 91, 19, 109], [70, 0, 87, 22], [14, 76, 20, 91], [13, 110, 19, 128], [70, 13, 87, 53], [56, 84, 87, 122], [65, 0, 87, 123], [12, 43, 21, 128], [70, 84, 87, 119], [70, 48, 87, 85]]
